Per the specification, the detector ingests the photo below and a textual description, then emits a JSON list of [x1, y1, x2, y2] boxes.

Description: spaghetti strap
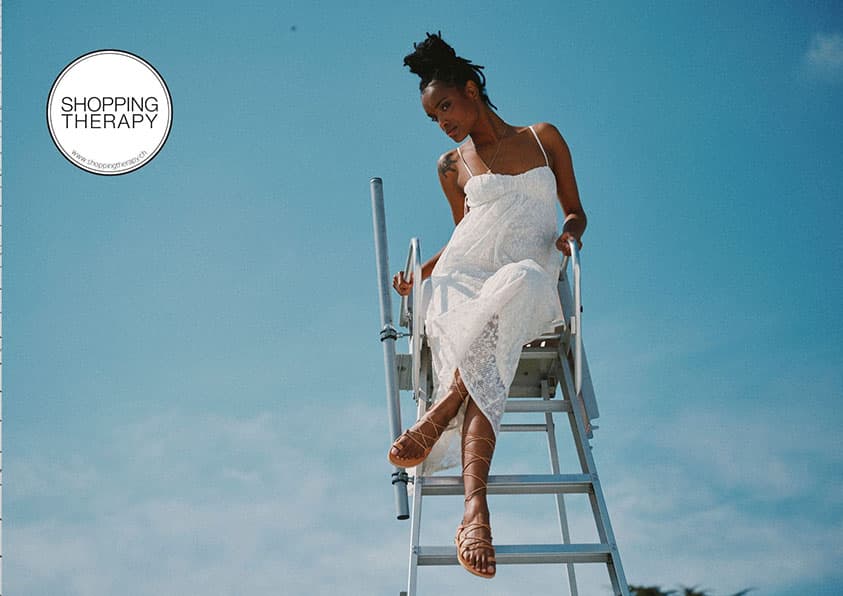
[[456, 145, 475, 177], [528, 125, 549, 167]]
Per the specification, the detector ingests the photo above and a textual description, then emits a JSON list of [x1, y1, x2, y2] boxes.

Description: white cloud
[[8, 385, 843, 595], [804, 32, 843, 80], [611, 472, 843, 593], [7, 406, 409, 596], [603, 401, 843, 593]]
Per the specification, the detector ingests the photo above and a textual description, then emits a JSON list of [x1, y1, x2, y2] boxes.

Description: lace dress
[[421, 126, 564, 473]]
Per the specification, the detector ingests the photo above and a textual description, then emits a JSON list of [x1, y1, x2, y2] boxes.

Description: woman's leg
[[388, 370, 467, 467], [457, 395, 497, 577]]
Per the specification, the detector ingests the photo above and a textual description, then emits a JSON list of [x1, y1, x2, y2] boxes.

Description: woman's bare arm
[[535, 122, 587, 255], [425, 150, 467, 274], [393, 150, 467, 296]]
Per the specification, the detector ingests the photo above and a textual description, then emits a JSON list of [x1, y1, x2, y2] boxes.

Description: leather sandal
[[388, 375, 469, 468], [455, 521, 496, 579]]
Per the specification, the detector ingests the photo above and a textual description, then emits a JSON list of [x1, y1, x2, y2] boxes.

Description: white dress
[[422, 125, 565, 473]]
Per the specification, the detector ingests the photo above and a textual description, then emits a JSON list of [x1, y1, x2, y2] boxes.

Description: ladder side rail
[[399, 239, 416, 329], [560, 240, 630, 596], [406, 479, 423, 596], [543, 382, 579, 596], [405, 279, 433, 596], [560, 364, 607, 543], [559, 244, 604, 536], [370, 177, 410, 520], [557, 334, 630, 596], [565, 241, 596, 437], [0, 7, 4, 591], [406, 394, 430, 596], [563, 241, 583, 398], [558, 254, 600, 424], [408, 239, 424, 403]]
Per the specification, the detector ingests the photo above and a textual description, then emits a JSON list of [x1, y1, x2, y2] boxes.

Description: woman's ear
[[463, 80, 480, 100]]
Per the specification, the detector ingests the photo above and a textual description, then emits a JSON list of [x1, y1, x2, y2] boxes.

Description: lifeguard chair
[[371, 178, 630, 596]]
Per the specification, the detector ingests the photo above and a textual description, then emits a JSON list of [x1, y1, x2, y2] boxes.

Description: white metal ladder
[[370, 178, 629, 596]]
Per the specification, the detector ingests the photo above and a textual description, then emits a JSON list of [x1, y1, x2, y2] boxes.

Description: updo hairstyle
[[403, 31, 496, 109]]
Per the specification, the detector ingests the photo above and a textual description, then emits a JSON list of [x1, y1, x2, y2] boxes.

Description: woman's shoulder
[[528, 122, 570, 159], [529, 121, 565, 143], [436, 148, 463, 181]]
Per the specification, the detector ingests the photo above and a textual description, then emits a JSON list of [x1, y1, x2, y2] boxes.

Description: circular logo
[[47, 49, 173, 175]]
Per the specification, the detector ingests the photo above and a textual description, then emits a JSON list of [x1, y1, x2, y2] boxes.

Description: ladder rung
[[530, 328, 566, 341], [504, 399, 571, 413], [508, 384, 556, 398], [519, 348, 561, 360], [416, 543, 612, 565], [500, 423, 547, 432], [418, 473, 594, 496]]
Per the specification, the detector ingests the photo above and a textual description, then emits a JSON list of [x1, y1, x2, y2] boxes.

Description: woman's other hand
[[392, 270, 414, 296], [555, 231, 582, 256]]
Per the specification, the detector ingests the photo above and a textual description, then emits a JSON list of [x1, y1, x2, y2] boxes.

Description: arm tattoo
[[438, 153, 458, 179]]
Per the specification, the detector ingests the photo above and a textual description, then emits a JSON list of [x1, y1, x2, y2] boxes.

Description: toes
[[391, 435, 416, 458], [470, 549, 494, 575], [456, 525, 495, 577], [480, 552, 494, 575], [392, 436, 407, 452]]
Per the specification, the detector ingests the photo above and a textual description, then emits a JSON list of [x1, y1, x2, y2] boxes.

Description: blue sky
[[4, 1, 842, 594]]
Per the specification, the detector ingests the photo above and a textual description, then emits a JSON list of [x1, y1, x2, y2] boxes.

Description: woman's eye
[[441, 102, 450, 111]]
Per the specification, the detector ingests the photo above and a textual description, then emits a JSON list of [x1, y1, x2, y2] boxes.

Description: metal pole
[[0, 4, 5, 591], [408, 239, 424, 402], [542, 378, 579, 596], [399, 241, 415, 329], [567, 240, 583, 397], [370, 177, 410, 520]]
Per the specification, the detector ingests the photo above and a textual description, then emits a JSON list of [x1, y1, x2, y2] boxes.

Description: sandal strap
[[402, 417, 446, 449], [463, 472, 490, 501], [451, 369, 471, 403], [456, 522, 495, 553], [462, 433, 495, 501], [458, 537, 494, 554], [463, 435, 495, 448], [457, 522, 493, 540]]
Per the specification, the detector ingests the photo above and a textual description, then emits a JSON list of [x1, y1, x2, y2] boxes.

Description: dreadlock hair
[[403, 31, 497, 110]]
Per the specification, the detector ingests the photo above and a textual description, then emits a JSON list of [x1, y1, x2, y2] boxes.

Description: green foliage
[[629, 586, 676, 596]]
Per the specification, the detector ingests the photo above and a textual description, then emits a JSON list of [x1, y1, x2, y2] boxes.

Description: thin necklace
[[473, 131, 506, 174]]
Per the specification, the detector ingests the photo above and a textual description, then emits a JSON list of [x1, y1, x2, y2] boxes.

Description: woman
[[388, 32, 586, 580]]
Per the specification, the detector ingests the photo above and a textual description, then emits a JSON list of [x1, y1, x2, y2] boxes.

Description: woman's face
[[421, 80, 480, 142]]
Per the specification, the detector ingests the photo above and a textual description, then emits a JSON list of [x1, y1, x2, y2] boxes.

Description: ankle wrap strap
[[462, 433, 496, 502]]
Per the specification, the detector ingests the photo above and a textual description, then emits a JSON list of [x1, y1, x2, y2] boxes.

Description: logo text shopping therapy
[[59, 96, 161, 129], [47, 50, 173, 175]]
